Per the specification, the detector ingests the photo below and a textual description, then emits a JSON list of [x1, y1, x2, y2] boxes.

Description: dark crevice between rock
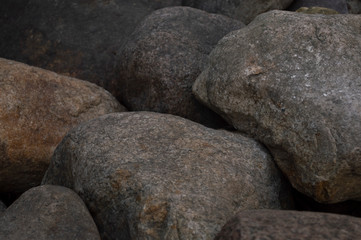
[[291, 187, 361, 218], [0, 192, 22, 207]]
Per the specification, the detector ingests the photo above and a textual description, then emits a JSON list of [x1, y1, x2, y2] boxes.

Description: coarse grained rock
[[0, 58, 125, 194], [117, 7, 244, 128], [42, 112, 292, 240], [287, 0, 348, 13], [182, 0, 293, 24], [0, 185, 100, 240], [215, 209, 361, 240], [0, 0, 182, 96], [193, 10, 361, 203]]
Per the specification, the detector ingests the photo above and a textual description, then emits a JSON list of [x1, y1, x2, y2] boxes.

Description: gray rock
[[193, 10, 361, 203], [347, 0, 361, 13], [215, 209, 361, 240], [287, 0, 349, 13], [0, 185, 100, 240], [0, 58, 125, 194], [182, 0, 293, 24], [42, 112, 291, 240], [0, 0, 181, 96], [118, 7, 244, 128], [0, 201, 5, 214]]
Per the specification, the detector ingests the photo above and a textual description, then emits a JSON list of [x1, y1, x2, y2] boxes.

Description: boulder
[[182, 0, 293, 24], [347, 0, 361, 13], [215, 209, 361, 240], [0, 0, 182, 96], [42, 112, 292, 239], [287, 0, 348, 13], [193, 11, 361, 203], [118, 7, 244, 128], [0, 185, 100, 240], [0, 58, 125, 194]]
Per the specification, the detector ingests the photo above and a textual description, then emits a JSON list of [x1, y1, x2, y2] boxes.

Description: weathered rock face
[[0, 0, 182, 95], [0, 58, 125, 193], [347, 0, 361, 13], [215, 209, 361, 240], [42, 112, 291, 239], [117, 7, 244, 128], [193, 11, 361, 203], [287, 0, 348, 13], [0, 185, 101, 240], [182, 0, 293, 24]]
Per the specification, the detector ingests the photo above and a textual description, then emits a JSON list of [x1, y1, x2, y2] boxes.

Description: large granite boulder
[[118, 7, 244, 128], [182, 0, 294, 24], [42, 112, 292, 239], [215, 209, 361, 240], [0, 58, 125, 194], [0, 185, 100, 240], [193, 11, 361, 203], [287, 0, 348, 13], [0, 0, 181, 96]]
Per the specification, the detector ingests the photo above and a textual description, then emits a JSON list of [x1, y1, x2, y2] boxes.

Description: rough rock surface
[[118, 7, 244, 128], [215, 209, 361, 240], [0, 200, 5, 214], [0, 185, 100, 240], [0, 0, 181, 95], [0, 58, 125, 193], [193, 11, 361, 203], [42, 112, 291, 240], [288, 0, 348, 13], [347, 0, 361, 13], [182, 0, 293, 24]]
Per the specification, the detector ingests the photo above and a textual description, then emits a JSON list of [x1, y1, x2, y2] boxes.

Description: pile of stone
[[1, 0, 360, 239]]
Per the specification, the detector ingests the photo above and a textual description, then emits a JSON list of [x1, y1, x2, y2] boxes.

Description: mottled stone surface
[[0, 185, 100, 240], [215, 209, 361, 240], [182, 0, 293, 24], [118, 7, 244, 128], [193, 11, 361, 203], [0, 58, 125, 193], [42, 112, 291, 239], [288, 0, 348, 13], [0, 0, 182, 95]]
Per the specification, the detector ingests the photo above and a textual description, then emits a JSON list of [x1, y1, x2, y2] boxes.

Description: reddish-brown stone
[[0, 58, 125, 193]]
